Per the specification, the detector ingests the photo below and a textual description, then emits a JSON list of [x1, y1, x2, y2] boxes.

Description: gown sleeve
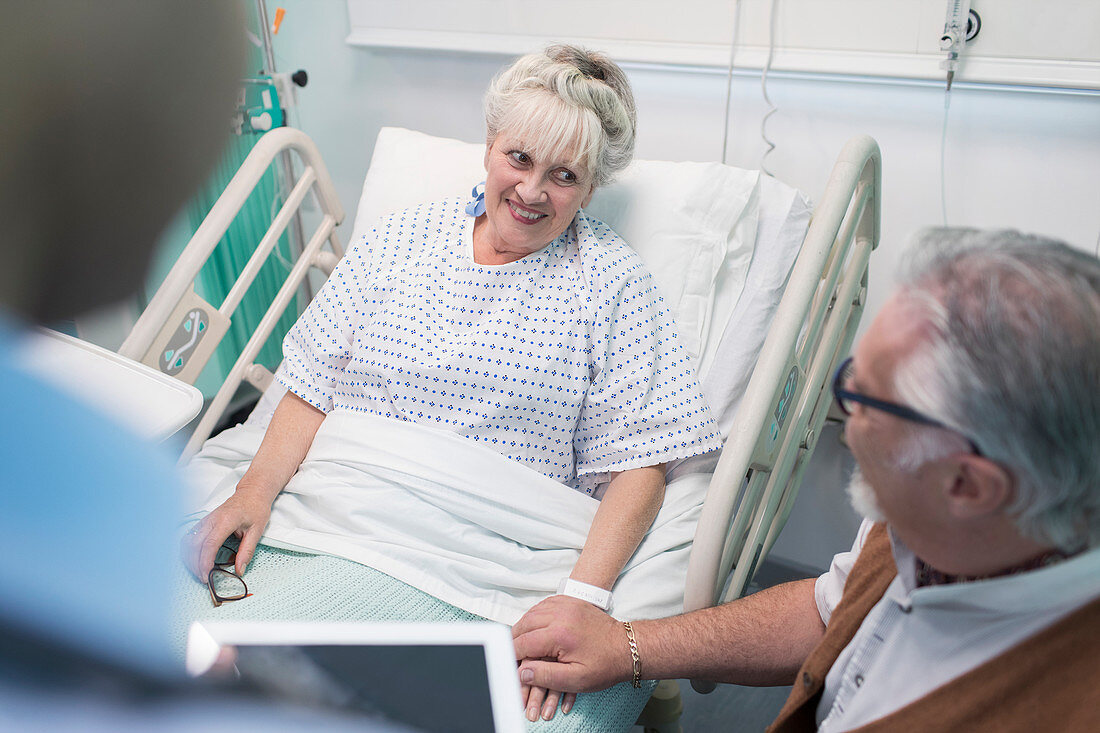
[[277, 228, 381, 412], [573, 254, 722, 477]]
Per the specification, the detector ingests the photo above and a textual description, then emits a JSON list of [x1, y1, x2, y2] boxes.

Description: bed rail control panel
[[139, 287, 230, 385], [161, 309, 209, 376], [750, 362, 803, 472], [769, 365, 799, 444]]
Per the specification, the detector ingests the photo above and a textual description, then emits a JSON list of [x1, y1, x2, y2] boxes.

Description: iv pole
[[255, 0, 312, 303]]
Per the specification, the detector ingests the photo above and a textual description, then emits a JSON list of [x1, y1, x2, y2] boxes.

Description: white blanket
[[185, 410, 710, 625]]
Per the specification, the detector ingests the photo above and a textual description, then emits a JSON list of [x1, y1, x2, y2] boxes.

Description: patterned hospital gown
[[279, 198, 722, 494]]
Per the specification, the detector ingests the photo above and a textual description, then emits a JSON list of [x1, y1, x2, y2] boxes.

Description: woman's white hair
[[891, 228, 1100, 551], [483, 44, 636, 188]]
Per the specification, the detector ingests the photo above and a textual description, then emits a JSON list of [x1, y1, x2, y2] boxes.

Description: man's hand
[[513, 595, 635, 694]]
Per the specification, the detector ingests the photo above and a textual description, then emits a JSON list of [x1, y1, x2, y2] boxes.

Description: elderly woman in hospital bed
[[182, 45, 721, 722]]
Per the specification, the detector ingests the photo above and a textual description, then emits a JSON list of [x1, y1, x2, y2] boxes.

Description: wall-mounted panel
[[346, 0, 1100, 89]]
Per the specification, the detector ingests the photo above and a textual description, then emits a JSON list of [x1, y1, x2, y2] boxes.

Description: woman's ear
[[484, 140, 493, 171], [581, 183, 595, 209], [944, 454, 1014, 520]]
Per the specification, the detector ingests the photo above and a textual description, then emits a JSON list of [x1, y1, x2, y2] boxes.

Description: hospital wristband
[[556, 578, 613, 612], [623, 621, 641, 688]]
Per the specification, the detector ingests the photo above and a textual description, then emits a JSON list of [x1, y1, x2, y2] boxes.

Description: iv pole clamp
[[255, 0, 313, 307], [940, 1, 981, 91]]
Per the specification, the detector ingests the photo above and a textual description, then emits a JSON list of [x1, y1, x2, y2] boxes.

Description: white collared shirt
[[812, 519, 1100, 731]]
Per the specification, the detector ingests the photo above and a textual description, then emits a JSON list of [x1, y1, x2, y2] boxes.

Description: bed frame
[[119, 129, 345, 459], [123, 126, 880, 724], [682, 135, 880, 697], [636, 134, 879, 729]]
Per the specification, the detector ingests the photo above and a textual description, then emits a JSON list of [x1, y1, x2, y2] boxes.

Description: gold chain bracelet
[[622, 620, 641, 688]]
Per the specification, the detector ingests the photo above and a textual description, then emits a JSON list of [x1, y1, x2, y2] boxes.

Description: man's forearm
[[633, 577, 824, 686]]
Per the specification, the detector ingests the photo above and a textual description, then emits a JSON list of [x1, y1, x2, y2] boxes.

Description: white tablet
[[187, 621, 525, 733]]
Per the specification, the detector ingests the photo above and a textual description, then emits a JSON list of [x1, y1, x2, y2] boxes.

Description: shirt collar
[[885, 526, 1100, 614]]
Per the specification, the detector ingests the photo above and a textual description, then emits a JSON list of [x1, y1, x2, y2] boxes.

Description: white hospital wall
[[184, 1, 1098, 571]]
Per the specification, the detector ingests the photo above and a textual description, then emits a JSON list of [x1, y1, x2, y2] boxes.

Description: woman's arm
[[519, 464, 666, 720], [182, 391, 325, 579], [568, 464, 666, 590]]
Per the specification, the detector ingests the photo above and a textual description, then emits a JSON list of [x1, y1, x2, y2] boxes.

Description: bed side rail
[[119, 127, 345, 460], [684, 136, 881, 626]]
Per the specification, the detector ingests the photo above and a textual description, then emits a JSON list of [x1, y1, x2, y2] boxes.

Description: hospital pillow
[[249, 128, 809, 441]]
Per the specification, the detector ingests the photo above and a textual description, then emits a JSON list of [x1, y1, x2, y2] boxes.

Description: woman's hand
[[519, 677, 576, 717], [515, 599, 584, 721], [521, 682, 576, 722], [181, 391, 327, 581], [181, 487, 271, 580]]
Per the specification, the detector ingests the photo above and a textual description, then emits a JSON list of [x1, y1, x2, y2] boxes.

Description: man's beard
[[846, 466, 885, 522]]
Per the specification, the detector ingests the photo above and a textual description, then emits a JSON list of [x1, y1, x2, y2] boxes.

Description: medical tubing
[[759, 0, 779, 177], [720, 0, 743, 165], [940, 88, 951, 226]]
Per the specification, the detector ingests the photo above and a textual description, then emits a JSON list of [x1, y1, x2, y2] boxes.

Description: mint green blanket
[[174, 545, 654, 733]]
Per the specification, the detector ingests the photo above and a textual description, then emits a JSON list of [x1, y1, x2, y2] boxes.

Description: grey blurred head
[[0, 0, 244, 323]]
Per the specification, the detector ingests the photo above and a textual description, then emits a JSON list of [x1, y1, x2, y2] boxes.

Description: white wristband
[[557, 578, 613, 612]]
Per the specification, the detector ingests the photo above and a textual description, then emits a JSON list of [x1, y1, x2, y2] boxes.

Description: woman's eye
[[509, 151, 530, 165], [554, 168, 577, 184]]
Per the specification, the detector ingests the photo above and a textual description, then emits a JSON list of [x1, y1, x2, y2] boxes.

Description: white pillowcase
[[584, 159, 757, 370], [252, 127, 809, 441]]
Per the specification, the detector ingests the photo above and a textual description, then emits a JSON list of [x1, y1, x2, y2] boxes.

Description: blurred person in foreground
[[514, 229, 1100, 731], [0, 3, 403, 731]]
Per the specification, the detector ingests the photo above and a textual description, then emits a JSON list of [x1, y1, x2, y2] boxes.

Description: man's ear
[[944, 454, 1014, 520]]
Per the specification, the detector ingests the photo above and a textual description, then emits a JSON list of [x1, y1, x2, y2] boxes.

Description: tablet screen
[[232, 643, 494, 733], [187, 621, 525, 733]]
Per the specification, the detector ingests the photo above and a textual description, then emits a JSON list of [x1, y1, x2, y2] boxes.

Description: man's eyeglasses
[[208, 535, 249, 607], [832, 356, 982, 456]]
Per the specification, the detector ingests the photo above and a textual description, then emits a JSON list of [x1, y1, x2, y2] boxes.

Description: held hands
[[512, 595, 635, 721], [512, 465, 662, 720], [180, 486, 272, 580]]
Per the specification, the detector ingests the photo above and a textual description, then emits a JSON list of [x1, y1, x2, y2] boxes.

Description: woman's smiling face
[[473, 132, 595, 265]]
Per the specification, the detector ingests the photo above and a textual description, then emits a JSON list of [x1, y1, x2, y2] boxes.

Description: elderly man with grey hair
[[514, 228, 1100, 730]]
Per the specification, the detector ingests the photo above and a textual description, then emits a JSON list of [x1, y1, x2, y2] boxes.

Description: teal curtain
[[185, 132, 299, 394]]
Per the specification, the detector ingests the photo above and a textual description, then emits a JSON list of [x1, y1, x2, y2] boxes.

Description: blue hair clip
[[465, 182, 486, 217]]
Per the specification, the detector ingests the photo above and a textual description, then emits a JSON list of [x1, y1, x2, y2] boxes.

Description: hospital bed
[[122, 125, 880, 730]]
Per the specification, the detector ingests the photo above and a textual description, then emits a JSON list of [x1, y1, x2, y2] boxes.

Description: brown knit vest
[[767, 522, 1100, 732]]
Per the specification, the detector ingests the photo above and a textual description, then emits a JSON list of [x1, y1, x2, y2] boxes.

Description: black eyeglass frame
[[831, 356, 982, 456], [207, 536, 248, 608]]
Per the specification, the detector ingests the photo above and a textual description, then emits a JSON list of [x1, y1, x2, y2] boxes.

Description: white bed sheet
[[186, 410, 707, 624]]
